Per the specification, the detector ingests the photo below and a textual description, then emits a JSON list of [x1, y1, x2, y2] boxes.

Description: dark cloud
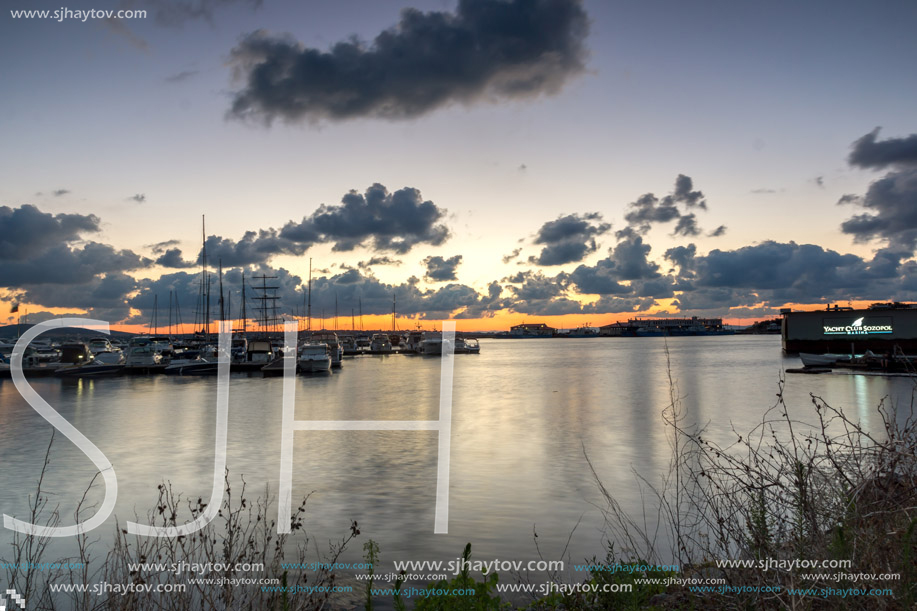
[[672, 213, 700, 237], [688, 241, 904, 305], [148, 239, 181, 254], [0, 205, 100, 260], [624, 174, 711, 236], [564, 235, 659, 296], [157, 185, 450, 270], [53, 189, 70, 197], [155, 248, 196, 268], [358, 256, 403, 269], [815, 176, 824, 188], [840, 130, 917, 252], [0, 243, 150, 287], [200, 230, 308, 267], [228, 0, 589, 123], [663, 244, 697, 273], [18, 271, 139, 323], [304, 269, 500, 321], [165, 70, 199, 83], [502, 247, 522, 263], [673, 174, 706, 209], [280, 183, 449, 254], [623, 193, 680, 232], [529, 212, 610, 265], [424, 255, 463, 282], [707, 225, 727, 238], [129, 194, 146, 203], [848, 128, 917, 170], [839, 168, 917, 249]]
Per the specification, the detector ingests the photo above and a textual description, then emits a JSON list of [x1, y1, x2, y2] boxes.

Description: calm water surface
[[1, 336, 914, 570]]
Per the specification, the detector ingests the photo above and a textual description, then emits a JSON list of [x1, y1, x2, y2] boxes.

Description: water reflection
[[0, 336, 914, 569]]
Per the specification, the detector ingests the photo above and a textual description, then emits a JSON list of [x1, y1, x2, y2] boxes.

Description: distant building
[[599, 316, 729, 337], [509, 323, 555, 337], [781, 302, 917, 354]]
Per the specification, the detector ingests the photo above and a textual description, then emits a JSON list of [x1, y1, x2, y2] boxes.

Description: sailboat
[[298, 258, 332, 373]]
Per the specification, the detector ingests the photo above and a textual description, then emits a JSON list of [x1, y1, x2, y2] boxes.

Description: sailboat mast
[[150, 294, 158, 334], [219, 260, 225, 322], [334, 293, 338, 332], [307, 258, 312, 333], [392, 294, 396, 332], [241, 270, 247, 336], [168, 290, 173, 337], [201, 215, 209, 338]]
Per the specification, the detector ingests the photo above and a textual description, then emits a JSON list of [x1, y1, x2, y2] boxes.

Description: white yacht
[[298, 342, 331, 373], [311, 330, 343, 367], [124, 337, 163, 367]]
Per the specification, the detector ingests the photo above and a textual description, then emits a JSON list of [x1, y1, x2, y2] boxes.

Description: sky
[[2, 0, 917, 332]]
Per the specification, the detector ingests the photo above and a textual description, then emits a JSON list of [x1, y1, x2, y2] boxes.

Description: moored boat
[[311, 330, 343, 368], [164, 349, 218, 375], [369, 333, 392, 354], [55, 343, 124, 377], [298, 342, 332, 373]]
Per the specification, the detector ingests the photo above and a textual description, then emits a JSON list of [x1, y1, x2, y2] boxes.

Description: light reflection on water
[[0, 335, 914, 568]]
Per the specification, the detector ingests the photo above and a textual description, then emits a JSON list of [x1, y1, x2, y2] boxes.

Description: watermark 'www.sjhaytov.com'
[[9, 8, 146, 21], [6, 318, 456, 539]]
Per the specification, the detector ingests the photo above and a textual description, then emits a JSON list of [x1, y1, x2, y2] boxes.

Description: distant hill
[[0, 323, 136, 341]]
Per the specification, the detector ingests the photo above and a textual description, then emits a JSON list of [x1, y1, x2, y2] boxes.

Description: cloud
[[148, 239, 181, 254], [154, 248, 196, 268], [423, 255, 463, 282], [17, 271, 140, 323], [672, 213, 700, 237], [53, 189, 70, 197], [815, 176, 824, 188], [280, 183, 449, 254], [0, 243, 150, 287], [529, 212, 610, 265], [358, 256, 403, 269], [673, 174, 706, 209], [565, 235, 660, 295], [0, 205, 100, 260], [840, 129, 917, 251], [129, 193, 146, 203], [199, 230, 308, 267], [623, 175, 708, 235], [228, 0, 589, 123], [165, 70, 199, 83], [156, 184, 450, 270], [848, 127, 917, 170], [750, 188, 776, 194], [707, 225, 727, 238], [502, 248, 522, 263]]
